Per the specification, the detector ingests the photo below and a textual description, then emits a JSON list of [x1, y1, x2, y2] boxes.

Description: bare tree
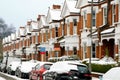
[[0, 18, 16, 39]]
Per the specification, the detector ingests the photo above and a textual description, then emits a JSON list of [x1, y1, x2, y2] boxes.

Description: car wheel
[[7, 68, 11, 74]]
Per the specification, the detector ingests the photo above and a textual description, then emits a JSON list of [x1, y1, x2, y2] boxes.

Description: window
[[67, 47, 69, 56], [73, 19, 77, 34], [62, 24, 64, 36], [46, 30, 49, 41], [67, 20, 70, 35], [73, 47, 77, 55], [92, 43, 96, 58], [83, 43, 87, 59], [83, 11, 87, 28], [92, 10, 96, 27], [30, 37, 32, 45], [50, 27, 52, 39], [73, 19, 77, 26], [103, 7, 107, 24], [112, 4, 116, 24], [55, 25, 58, 37]]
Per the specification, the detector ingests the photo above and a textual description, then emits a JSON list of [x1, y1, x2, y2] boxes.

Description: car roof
[[49, 61, 86, 72]]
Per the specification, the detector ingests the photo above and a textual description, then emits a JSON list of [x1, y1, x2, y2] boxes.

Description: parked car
[[15, 60, 39, 79], [43, 61, 92, 80], [7, 61, 21, 75], [0, 57, 21, 73], [99, 67, 120, 80], [29, 62, 53, 80]]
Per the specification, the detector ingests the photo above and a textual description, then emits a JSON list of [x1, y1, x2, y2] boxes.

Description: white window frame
[[92, 10, 96, 27], [83, 10, 87, 28], [112, 4, 116, 25], [67, 20, 70, 36], [103, 7, 107, 25], [73, 18, 77, 35]]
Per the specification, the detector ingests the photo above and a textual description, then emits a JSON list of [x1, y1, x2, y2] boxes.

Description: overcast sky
[[0, 0, 64, 30]]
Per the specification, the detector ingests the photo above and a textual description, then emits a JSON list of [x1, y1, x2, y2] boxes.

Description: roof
[[50, 9, 62, 21], [66, 0, 79, 13]]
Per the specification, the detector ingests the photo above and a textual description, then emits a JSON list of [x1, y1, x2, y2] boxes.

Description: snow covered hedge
[[83, 56, 117, 73]]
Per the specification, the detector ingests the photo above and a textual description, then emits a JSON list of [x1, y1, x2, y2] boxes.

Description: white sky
[[0, 0, 64, 30]]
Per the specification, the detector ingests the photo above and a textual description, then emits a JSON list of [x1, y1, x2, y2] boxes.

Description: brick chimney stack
[[37, 15, 41, 21], [27, 21, 31, 25], [53, 5, 61, 9]]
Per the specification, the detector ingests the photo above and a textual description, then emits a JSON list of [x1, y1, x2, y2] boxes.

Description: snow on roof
[[101, 28, 114, 34], [50, 9, 62, 20], [66, 0, 79, 13], [88, 0, 104, 2], [103, 67, 120, 80]]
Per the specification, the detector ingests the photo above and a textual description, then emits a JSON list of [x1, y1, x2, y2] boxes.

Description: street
[[0, 72, 99, 80]]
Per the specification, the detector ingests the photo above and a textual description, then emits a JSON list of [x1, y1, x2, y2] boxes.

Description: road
[[0, 72, 99, 80], [0, 72, 28, 80]]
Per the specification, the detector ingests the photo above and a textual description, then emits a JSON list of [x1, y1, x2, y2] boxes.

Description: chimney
[[37, 15, 41, 21], [53, 5, 61, 9], [27, 21, 31, 25]]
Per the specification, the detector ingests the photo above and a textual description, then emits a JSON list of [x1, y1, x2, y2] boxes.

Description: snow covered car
[[99, 67, 120, 80], [29, 62, 53, 80], [43, 61, 92, 80], [0, 57, 21, 73], [7, 61, 21, 75], [15, 60, 39, 79]]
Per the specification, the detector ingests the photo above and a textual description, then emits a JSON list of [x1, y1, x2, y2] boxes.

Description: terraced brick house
[[76, 0, 119, 59]]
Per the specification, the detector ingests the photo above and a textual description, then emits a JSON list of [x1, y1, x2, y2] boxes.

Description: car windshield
[[77, 65, 89, 73], [44, 64, 52, 70]]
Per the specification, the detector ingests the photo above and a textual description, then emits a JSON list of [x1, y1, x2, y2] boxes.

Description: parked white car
[[15, 60, 39, 79], [43, 61, 92, 80], [100, 67, 120, 80], [7, 61, 21, 75]]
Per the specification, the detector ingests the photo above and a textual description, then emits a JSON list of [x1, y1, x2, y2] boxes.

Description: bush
[[85, 63, 116, 73]]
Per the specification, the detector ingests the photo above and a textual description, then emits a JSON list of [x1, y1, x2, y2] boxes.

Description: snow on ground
[[0, 77, 6, 80]]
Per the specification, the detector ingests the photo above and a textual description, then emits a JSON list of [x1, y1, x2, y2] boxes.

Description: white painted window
[[83, 11, 87, 28], [103, 7, 107, 24], [67, 20, 70, 35], [73, 19, 77, 34]]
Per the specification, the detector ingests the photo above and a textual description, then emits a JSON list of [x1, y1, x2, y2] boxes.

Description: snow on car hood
[[10, 61, 21, 71], [102, 67, 120, 80], [20, 62, 37, 73]]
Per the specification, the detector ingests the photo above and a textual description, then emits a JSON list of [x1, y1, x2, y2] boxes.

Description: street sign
[[39, 47, 46, 54]]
